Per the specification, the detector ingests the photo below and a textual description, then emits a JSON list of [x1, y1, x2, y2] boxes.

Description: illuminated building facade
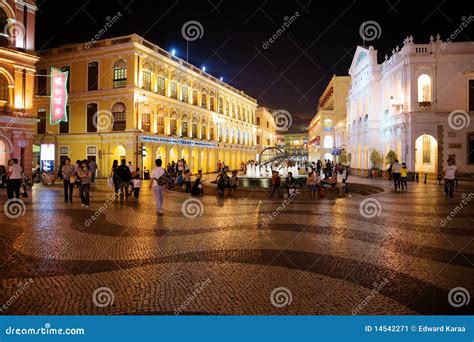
[[32, 34, 258, 175], [308, 75, 350, 162], [347, 36, 474, 176], [256, 106, 276, 155], [0, 0, 38, 175]]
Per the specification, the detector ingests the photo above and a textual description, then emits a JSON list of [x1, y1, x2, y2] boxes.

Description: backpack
[[156, 171, 170, 186]]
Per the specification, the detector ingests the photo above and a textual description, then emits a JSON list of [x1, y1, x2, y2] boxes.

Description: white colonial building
[[347, 35, 474, 177]]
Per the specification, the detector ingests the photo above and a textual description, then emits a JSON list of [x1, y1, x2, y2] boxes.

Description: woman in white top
[[7, 158, 23, 199]]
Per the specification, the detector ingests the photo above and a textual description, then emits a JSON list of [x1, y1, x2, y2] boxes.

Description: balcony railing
[[418, 101, 431, 111]]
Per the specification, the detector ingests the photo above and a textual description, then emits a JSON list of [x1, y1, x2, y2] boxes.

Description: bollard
[[455, 178, 458, 187], [424, 173, 427, 184], [415, 172, 419, 182]]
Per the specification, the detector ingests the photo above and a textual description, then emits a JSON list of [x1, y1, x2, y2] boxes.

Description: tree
[[370, 149, 382, 169], [338, 150, 348, 165], [386, 150, 398, 164]]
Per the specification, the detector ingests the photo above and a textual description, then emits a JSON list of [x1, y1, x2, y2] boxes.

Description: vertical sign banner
[[50, 67, 68, 125]]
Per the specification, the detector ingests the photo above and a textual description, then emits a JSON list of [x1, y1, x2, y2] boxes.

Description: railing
[[39, 34, 257, 103], [418, 101, 431, 111]]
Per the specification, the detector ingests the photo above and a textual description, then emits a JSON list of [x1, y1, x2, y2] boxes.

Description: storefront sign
[[50, 67, 68, 125], [139, 135, 218, 148]]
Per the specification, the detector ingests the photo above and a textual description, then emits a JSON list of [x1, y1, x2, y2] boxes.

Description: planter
[[371, 169, 379, 178]]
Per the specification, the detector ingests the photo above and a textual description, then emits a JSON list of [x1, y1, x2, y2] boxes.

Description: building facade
[[256, 106, 276, 156], [308, 75, 350, 162], [32, 34, 258, 175], [283, 125, 308, 163], [0, 0, 38, 176], [347, 35, 474, 176]]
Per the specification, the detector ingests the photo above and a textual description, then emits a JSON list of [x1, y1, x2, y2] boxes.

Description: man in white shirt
[[151, 158, 166, 215], [443, 158, 457, 199], [391, 159, 401, 191], [7, 158, 23, 199]]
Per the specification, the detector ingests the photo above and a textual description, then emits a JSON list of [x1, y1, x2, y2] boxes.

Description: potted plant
[[385, 150, 398, 179], [370, 149, 382, 177], [338, 150, 348, 166]]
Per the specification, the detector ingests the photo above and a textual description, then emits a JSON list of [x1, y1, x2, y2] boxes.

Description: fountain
[[239, 147, 307, 188]]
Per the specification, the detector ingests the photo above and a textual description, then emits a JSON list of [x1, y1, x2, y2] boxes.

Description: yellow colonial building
[[32, 34, 258, 175], [256, 106, 276, 154]]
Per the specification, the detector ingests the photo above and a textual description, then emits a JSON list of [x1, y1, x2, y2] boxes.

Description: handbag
[[107, 177, 115, 189], [70, 175, 77, 183]]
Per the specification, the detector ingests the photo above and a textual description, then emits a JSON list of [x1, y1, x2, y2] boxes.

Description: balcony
[[418, 101, 431, 111]]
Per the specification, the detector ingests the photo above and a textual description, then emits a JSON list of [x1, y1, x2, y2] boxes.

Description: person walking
[[400, 163, 408, 191], [6, 158, 22, 199], [391, 159, 401, 191], [62, 158, 75, 203], [110, 160, 119, 195], [116, 159, 132, 199], [151, 158, 167, 215], [269, 171, 282, 198], [78, 160, 91, 208], [132, 173, 142, 200], [89, 160, 97, 183], [443, 158, 457, 199]]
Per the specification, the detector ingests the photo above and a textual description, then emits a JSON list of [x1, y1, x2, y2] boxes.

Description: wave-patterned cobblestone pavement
[[0, 178, 472, 315]]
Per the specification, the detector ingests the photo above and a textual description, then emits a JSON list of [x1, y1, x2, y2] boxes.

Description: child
[[229, 171, 239, 197], [184, 169, 192, 194], [132, 173, 142, 200], [400, 163, 408, 191]]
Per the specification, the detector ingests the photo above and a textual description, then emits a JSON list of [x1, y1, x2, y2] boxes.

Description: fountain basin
[[238, 176, 307, 188]]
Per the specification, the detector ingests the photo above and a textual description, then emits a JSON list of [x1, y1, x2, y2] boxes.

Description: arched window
[[87, 62, 99, 91], [417, 74, 431, 102], [0, 73, 9, 101], [323, 135, 333, 148], [218, 96, 223, 113], [156, 108, 165, 134], [113, 59, 127, 88], [142, 62, 152, 91], [201, 89, 207, 108], [191, 117, 198, 138], [141, 105, 151, 132], [169, 112, 177, 135], [201, 119, 208, 139], [181, 114, 189, 137], [156, 70, 166, 95], [111, 102, 126, 131], [60, 66, 70, 92]]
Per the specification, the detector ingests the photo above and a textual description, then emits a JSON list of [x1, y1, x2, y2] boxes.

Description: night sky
[[36, 0, 472, 125]]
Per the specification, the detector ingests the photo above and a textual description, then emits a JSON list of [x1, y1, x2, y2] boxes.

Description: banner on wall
[[50, 67, 69, 125]]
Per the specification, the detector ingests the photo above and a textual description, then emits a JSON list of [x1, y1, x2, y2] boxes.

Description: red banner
[[50, 67, 68, 125]]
